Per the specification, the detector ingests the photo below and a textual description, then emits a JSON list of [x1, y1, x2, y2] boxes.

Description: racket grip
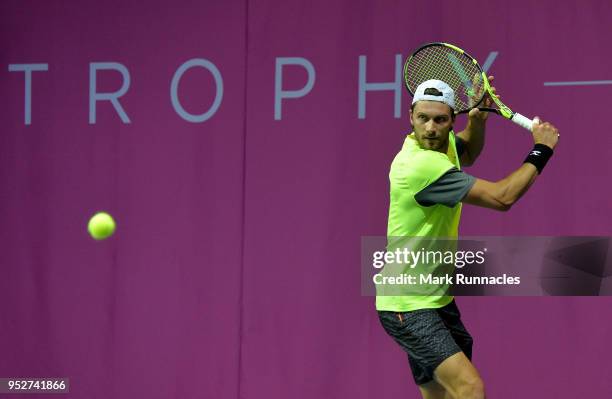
[[511, 113, 535, 131]]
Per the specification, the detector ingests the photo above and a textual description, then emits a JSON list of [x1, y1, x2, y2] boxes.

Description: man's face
[[410, 101, 454, 152]]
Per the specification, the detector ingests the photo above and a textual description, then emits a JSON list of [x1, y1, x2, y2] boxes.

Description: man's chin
[[420, 139, 442, 150]]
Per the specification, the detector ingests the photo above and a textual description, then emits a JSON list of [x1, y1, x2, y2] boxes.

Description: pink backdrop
[[2, 1, 612, 398]]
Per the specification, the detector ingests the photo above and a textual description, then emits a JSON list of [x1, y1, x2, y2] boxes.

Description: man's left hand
[[468, 75, 497, 122]]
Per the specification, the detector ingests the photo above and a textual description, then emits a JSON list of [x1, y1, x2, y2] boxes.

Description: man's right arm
[[462, 119, 559, 212]]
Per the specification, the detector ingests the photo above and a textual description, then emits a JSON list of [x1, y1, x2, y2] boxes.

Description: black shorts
[[378, 300, 473, 385]]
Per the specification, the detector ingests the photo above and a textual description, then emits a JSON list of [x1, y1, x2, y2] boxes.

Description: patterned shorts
[[378, 300, 473, 385]]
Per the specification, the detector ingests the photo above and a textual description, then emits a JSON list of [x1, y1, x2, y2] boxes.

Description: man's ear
[[408, 109, 414, 130]]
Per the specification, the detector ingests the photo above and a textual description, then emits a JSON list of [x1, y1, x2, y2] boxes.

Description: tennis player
[[376, 79, 559, 399]]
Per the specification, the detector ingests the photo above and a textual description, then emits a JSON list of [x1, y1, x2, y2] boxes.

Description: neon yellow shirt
[[375, 132, 462, 311]]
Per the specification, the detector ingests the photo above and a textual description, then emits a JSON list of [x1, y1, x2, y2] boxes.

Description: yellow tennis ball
[[88, 212, 116, 240]]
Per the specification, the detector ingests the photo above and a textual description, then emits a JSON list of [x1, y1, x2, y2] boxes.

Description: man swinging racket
[[376, 78, 559, 399]]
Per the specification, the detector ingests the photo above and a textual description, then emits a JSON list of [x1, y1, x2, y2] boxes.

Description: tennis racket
[[404, 42, 535, 131]]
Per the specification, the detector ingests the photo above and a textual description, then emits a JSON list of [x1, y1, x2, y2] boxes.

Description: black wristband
[[524, 144, 553, 174]]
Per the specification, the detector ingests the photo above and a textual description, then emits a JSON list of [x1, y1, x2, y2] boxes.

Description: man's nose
[[425, 119, 436, 132]]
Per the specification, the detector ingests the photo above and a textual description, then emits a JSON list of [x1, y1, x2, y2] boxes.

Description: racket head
[[404, 42, 489, 115]]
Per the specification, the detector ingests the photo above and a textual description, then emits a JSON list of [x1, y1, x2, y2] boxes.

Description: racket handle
[[511, 113, 535, 131]]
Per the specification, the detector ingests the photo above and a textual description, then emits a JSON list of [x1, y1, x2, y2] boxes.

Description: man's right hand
[[532, 117, 559, 149]]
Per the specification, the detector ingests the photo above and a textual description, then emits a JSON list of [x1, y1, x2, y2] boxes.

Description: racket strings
[[405, 45, 485, 113]]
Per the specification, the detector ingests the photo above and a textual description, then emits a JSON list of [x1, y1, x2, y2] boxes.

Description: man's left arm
[[456, 75, 496, 167], [456, 116, 486, 167]]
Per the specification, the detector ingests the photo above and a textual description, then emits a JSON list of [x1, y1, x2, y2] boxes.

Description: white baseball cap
[[412, 79, 455, 110]]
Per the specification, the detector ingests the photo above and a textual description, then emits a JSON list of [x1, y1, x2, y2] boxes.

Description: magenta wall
[[1, 1, 611, 398]]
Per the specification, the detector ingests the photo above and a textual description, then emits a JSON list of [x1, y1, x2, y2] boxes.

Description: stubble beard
[[416, 133, 448, 152]]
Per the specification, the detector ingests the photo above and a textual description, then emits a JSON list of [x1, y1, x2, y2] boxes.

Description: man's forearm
[[495, 163, 539, 207], [462, 118, 558, 212], [458, 116, 486, 164], [463, 163, 538, 211]]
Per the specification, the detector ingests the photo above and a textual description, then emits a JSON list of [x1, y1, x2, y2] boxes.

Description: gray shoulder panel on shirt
[[414, 167, 476, 208]]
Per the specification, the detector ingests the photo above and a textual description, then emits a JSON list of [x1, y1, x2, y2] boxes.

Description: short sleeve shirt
[[414, 137, 476, 207]]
